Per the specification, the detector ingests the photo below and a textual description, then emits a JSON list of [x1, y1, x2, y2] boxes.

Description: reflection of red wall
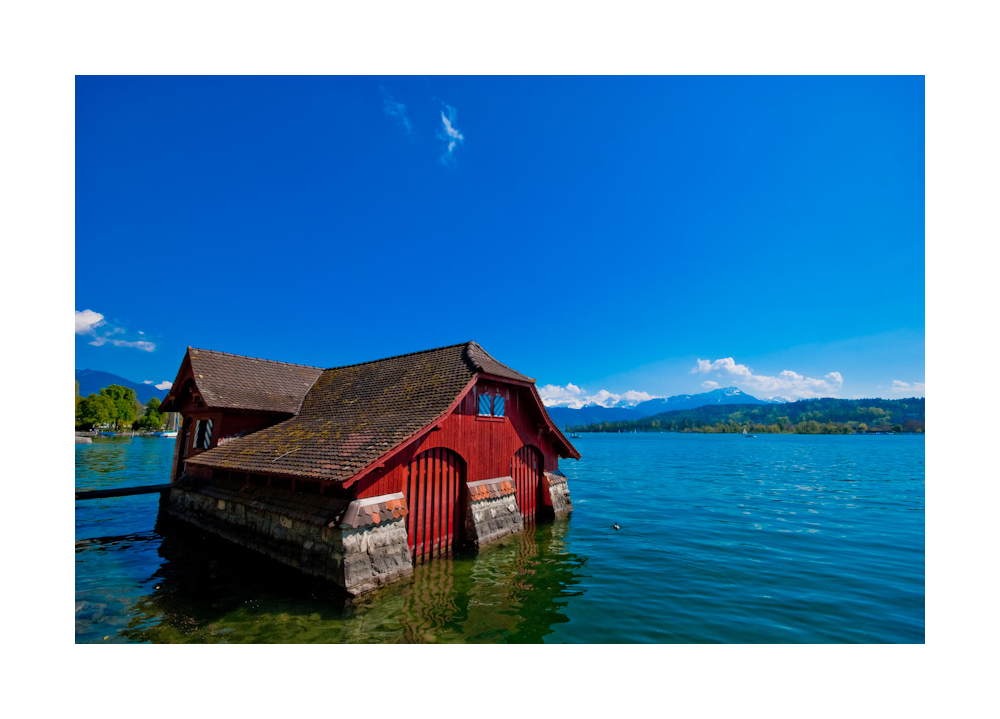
[[354, 379, 563, 513]]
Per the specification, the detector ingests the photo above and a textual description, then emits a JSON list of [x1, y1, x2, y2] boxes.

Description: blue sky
[[75, 75, 924, 404]]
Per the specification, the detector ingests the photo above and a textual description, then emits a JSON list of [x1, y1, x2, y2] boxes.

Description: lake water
[[75, 433, 924, 643]]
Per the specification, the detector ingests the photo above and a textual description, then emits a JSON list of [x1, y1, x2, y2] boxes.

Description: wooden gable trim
[[158, 349, 195, 413], [526, 384, 581, 459]]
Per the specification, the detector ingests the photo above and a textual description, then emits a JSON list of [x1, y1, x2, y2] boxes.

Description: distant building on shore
[[157, 341, 579, 595]]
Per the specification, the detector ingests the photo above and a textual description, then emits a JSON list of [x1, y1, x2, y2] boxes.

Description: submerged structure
[[158, 341, 580, 595]]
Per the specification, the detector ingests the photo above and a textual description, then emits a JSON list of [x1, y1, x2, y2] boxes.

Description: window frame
[[475, 390, 507, 422]]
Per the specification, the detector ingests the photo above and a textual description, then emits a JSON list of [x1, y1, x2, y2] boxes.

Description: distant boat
[[570, 433, 581, 439], [160, 431, 178, 438], [742, 428, 755, 438]]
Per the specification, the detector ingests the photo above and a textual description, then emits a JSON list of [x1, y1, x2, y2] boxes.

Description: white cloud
[[75, 309, 105, 334], [143, 380, 154, 385], [77, 309, 156, 352], [701, 380, 720, 390], [380, 86, 413, 133], [692, 357, 843, 400], [89, 336, 156, 351], [438, 104, 464, 163], [890, 380, 925, 396], [155, 380, 173, 390], [539, 383, 659, 409]]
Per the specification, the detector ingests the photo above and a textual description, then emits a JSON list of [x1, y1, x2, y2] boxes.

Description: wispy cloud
[[692, 357, 843, 400], [701, 380, 720, 390], [890, 379, 925, 396], [438, 103, 464, 163], [539, 383, 658, 409], [75, 309, 156, 352], [380, 86, 413, 133]]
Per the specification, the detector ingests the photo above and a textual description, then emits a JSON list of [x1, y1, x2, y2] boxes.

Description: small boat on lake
[[742, 428, 755, 438], [570, 433, 581, 439], [160, 431, 178, 438]]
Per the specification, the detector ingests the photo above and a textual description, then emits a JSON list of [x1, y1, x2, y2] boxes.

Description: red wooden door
[[406, 448, 464, 560], [511, 445, 543, 521]]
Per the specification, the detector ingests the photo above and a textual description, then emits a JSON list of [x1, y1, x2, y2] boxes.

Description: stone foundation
[[464, 477, 524, 548], [544, 470, 573, 516], [338, 493, 413, 595], [162, 471, 574, 595], [163, 479, 412, 596]]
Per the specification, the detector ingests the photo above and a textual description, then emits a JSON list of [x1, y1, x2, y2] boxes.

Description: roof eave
[[527, 384, 581, 459]]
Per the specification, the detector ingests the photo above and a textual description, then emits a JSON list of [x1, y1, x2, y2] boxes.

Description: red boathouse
[[158, 341, 579, 595]]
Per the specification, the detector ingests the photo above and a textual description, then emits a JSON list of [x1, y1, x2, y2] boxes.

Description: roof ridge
[[322, 341, 473, 372], [464, 341, 535, 383], [188, 347, 324, 370]]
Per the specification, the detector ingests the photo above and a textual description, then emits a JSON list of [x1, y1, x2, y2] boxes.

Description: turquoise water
[[75, 433, 924, 643]]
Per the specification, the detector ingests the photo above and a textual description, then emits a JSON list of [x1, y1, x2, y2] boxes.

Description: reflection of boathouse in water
[[157, 341, 580, 596], [121, 517, 584, 643]]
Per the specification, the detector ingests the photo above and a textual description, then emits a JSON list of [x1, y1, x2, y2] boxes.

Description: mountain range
[[75, 369, 171, 405], [545, 387, 787, 429]]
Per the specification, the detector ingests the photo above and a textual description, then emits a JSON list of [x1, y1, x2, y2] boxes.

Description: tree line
[[567, 397, 925, 435], [75, 381, 174, 431]]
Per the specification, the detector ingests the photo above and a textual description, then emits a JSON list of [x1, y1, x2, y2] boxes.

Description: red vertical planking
[[407, 465, 416, 552], [407, 447, 464, 560], [443, 455, 451, 551], [433, 448, 442, 555], [450, 455, 457, 548], [417, 452, 425, 558], [450, 457, 457, 547], [417, 453, 426, 557], [425, 451, 433, 557]]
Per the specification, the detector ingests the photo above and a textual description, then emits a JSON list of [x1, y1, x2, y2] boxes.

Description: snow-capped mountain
[[545, 387, 785, 430]]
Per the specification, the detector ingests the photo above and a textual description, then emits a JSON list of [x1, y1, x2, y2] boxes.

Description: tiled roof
[[161, 348, 323, 414], [340, 493, 409, 529], [465, 341, 534, 383], [467, 477, 517, 502], [185, 342, 476, 481], [185, 341, 573, 483]]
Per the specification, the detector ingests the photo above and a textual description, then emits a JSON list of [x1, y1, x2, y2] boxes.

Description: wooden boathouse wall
[[157, 342, 577, 595], [350, 377, 564, 556], [353, 380, 559, 496]]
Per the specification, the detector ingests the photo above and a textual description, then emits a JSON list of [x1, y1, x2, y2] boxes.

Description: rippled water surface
[[76, 433, 924, 643]]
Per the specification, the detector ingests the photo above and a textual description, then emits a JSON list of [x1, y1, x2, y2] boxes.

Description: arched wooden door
[[406, 448, 465, 560], [511, 445, 543, 521]]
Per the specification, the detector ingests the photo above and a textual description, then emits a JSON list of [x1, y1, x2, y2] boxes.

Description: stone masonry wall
[[163, 486, 413, 596], [464, 477, 524, 548], [544, 471, 573, 516], [340, 517, 412, 595]]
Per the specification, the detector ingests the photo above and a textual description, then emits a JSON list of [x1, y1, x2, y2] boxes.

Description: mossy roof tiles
[[185, 341, 535, 483], [161, 348, 324, 414]]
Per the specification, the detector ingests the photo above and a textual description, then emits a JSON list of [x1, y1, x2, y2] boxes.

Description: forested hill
[[568, 397, 925, 434]]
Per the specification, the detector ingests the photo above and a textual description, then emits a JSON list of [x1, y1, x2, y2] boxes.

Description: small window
[[478, 392, 506, 418], [195, 418, 213, 449]]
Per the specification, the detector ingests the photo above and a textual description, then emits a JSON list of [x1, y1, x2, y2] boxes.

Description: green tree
[[77, 393, 116, 428], [100, 385, 137, 429]]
